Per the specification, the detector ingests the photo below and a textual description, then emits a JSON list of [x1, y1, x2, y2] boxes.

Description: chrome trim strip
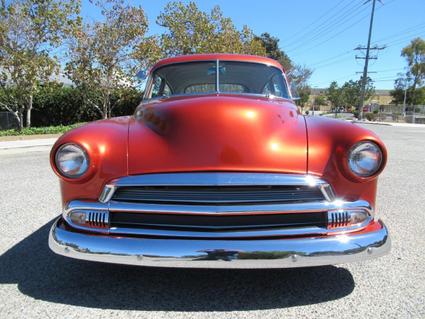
[[99, 172, 334, 203], [68, 199, 372, 216], [49, 218, 391, 269], [63, 199, 373, 237], [107, 220, 373, 238], [107, 226, 326, 238], [319, 184, 336, 202], [216, 59, 220, 93], [110, 172, 328, 187], [99, 185, 117, 203]]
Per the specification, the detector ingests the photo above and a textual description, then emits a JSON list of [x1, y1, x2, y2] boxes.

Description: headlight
[[348, 141, 383, 177], [55, 144, 89, 178]]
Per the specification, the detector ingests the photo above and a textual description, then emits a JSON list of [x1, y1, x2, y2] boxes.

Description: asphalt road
[[0, 124, 424, 318]]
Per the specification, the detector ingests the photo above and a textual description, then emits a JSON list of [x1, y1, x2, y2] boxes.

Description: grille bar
[[110, 211, 328, 231], [111, 185, 325, 205], [86, 211, 109, 228]]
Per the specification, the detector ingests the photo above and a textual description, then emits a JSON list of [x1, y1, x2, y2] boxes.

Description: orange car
[[48, 54, 390, 268]]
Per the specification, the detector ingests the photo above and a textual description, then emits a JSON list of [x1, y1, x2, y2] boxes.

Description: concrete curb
[[0, 133, 61, 142], [0, 137, 57, 150], [352, 121, 392, 126], [352, 121, 425, 128]]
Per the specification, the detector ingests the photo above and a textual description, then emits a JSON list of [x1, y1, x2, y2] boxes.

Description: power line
[[309, 50, 353, 67], [383, 32, 425, 48], [381, 29, 425, 46], [283, 0, 358, 47], [282, 0, 352, 44], [372, 22, 425, 44], [313, 55, 356, 70], [288, 10, 372, 55], [314, 72, 358, 87], [284, 1, 364, 50], [373, 78, 398, 82], [371, 67, 406, 73], [287, 4, 367, 50], [287, 0, 398, 55]]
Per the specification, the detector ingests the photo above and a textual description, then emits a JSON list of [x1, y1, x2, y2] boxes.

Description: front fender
[[306, 117, 387, 207], [50, 117, 130, 206]]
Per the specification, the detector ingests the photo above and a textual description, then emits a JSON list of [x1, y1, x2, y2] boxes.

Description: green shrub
[[0, 123, 84, 136], [32, 83, 88, 127], [110, 88, 143, 117], [364, 112, 378, 121], [31, 83, 142, 127]]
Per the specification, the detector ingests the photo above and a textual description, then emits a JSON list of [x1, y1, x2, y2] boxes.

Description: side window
[[163, 83, 171, 96], [263, 74, 289, 98], [272, 77, 283, 97], [151, 75, 171, 98]]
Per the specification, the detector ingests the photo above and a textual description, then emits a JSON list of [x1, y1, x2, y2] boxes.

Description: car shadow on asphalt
[[0, 219, 355, 311]]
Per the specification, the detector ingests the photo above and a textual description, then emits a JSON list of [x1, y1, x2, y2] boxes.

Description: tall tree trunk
[[411, 77, 418, 106], [26, 93, 33, 128], [18, 108, 24, 131], [102, 97, 108, 119], [102, 91, 110, 119]]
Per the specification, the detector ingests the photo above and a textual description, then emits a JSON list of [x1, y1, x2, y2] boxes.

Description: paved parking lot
[[0, 124, 424, 318]]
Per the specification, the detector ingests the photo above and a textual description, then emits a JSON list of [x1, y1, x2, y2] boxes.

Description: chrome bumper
[[49, 217, 390, 269]]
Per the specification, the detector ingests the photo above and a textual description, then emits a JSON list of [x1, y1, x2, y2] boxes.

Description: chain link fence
[[0, 112, 19, 130], [374, 105, 425, 124]]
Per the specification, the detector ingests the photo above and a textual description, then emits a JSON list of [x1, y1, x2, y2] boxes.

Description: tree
[[391, 74, 412, 105], [401, 38, 425, 92], [314, 95, 327, 107], [66, 0, 153, 119], [341, 78, 374, 109], [288, 64, 313, 108], [296, 86, 311, 109], [156, 2, 266, 56], [392, 38, 425, 105], [391, 80, 425, 106], [288, 64, 313, 87], [325, 78, 374, 112], [325, 82, 343, 109], [0, 0, 80, 129], [256, 33, 292, 71]]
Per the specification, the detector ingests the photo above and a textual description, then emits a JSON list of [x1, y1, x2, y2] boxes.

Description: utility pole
[[356, 0, 384, 120], [402, 75, 411, 117], [403, 83, 408, 117]]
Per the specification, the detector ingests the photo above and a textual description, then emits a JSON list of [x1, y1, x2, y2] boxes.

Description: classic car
[[48, 54, 390, 268]]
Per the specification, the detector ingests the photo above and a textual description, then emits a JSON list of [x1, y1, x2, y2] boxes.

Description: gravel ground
[[0, 125, 424, 318]]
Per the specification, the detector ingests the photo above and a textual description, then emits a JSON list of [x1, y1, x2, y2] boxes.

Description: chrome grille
[[87, 173, 343, 238], [111, 185, 325, 205], [109, 211, 328, 231], [328, 210, 350, 229], [86, 211, 109, 228]]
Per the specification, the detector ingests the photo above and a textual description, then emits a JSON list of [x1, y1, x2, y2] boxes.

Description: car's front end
[[48, 54, 390, 268], [49, 172, 389, 268]]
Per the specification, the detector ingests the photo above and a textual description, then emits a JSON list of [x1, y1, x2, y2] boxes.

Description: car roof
[[151, 54, 284, 73]]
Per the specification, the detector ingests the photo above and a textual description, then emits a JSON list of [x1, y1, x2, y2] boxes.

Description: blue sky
[[82, 0, 425, 90]]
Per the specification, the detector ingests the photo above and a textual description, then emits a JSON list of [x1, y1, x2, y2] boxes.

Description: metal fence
[[375, 105, 425, 124], [0, 112, 19, 130]]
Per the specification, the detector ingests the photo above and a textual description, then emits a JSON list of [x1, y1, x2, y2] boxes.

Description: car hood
[[128, 95, 307, 175]]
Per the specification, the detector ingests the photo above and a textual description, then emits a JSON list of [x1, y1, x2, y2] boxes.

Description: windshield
[[145, 61, 290, 100]]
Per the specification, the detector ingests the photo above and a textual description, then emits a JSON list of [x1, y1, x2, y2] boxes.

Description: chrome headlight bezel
[[348, 141, 383, 178], [55, 143, 90, 179]]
